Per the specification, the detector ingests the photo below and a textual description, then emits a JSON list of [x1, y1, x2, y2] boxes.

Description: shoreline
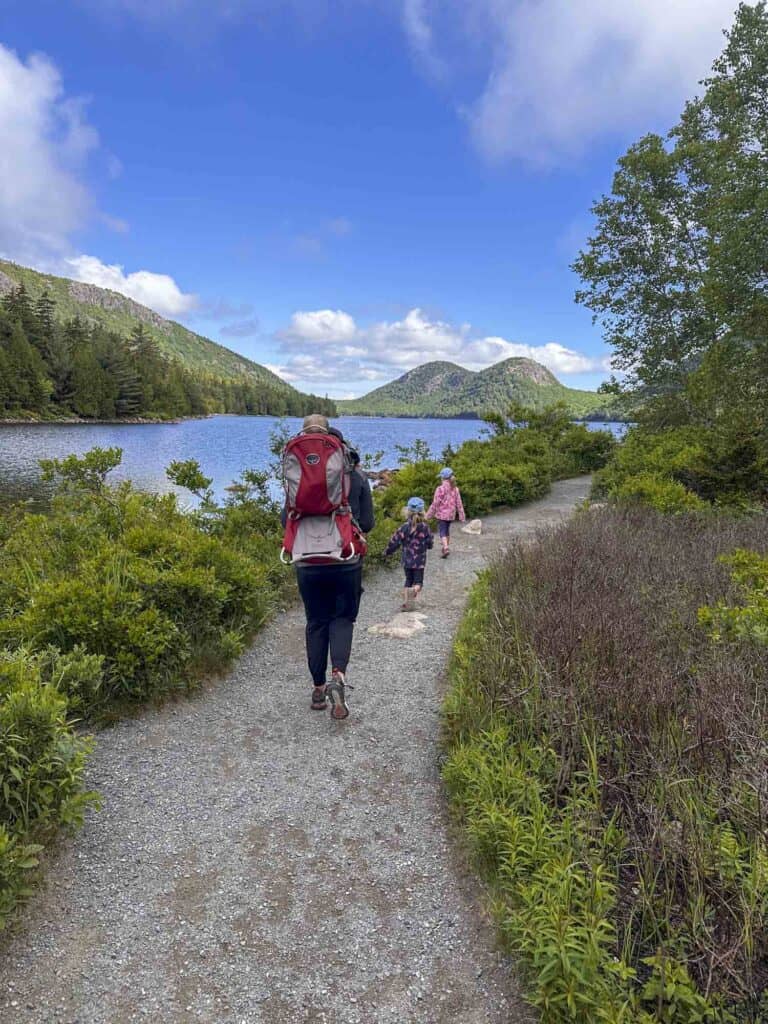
[[0, 414, 214, 427]]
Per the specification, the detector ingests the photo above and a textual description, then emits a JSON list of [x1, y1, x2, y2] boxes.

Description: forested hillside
[[339, 357, 619, 419], [0, 284, 335, 421], [0, 260, 283, 387]]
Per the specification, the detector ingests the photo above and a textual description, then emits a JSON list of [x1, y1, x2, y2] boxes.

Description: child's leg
[[402, 569, 415, 610], [439, 520, 450, 554]]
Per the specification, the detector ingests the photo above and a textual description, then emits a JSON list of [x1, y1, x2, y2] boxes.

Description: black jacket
[[349, 467, 375, 533], [280, 467, 375, 533]]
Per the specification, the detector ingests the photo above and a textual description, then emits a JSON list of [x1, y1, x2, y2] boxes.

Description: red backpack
[[280, 432, 363, 564]]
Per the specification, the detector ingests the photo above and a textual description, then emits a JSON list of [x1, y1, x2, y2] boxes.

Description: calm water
[[0, 415, 626, 506]]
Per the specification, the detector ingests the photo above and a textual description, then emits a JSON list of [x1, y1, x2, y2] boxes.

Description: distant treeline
[[0, 285, 336, 421]]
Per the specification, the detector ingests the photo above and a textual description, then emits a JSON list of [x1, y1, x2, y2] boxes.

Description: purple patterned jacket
[[385, 521, 434, 569]]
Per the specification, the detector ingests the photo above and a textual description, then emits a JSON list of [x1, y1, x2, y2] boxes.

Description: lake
[[0, 415, 627, 506]]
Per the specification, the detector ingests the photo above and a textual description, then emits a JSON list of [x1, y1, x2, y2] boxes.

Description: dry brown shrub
[[487, 505, 768, 1000]]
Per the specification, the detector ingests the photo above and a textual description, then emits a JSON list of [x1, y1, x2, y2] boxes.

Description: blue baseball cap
[[407, 496, 425, 513], [439, 467, 454, 479]]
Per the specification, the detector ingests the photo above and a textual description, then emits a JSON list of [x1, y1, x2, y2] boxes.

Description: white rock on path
[[368, 611, 428, 639], [461, 518, 482, 535]]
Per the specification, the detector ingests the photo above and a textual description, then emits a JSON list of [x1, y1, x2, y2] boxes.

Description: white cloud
[[273, 305, 608, 390], [66, 255, 198, 317], [281, 309, 358, 344], [0, 43, 197, 318], [0, 44, 98, 265], [463, 337, 610, 375], [404, 0, 737, 163]]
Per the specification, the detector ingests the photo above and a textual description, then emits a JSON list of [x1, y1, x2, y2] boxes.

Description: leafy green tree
[[574, 2, 768, 388]]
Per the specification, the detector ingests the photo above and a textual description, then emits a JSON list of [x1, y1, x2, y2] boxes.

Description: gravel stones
[[0, 478, 591, 1024]]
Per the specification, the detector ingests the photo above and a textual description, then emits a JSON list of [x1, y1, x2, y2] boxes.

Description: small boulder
[[461, 519, 482, 535], [368, 612, 427, 639]]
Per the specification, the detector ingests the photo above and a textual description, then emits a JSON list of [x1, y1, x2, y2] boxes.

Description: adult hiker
[[280, 414, 374, 720], [426, 467, 465, 558]]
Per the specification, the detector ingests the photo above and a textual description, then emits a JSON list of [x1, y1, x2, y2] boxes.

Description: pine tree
[[0, 347, 11, 412], [34, 290, 57, 363], [94, 331, 142, 416], [5, 321, 51, 411]]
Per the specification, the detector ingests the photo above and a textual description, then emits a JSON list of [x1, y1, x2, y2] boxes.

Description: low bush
[[700, 549, 768, 645], [444, 506, 768, 1021], [0, 647, 97, 928], [0, 455, 279, 711], [614, 471, 708, 513], [594, 339, 768, 510]]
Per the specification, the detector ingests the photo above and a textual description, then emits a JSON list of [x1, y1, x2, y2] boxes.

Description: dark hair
[[348, 448, 360, 466], [328, 426, 345, 442]]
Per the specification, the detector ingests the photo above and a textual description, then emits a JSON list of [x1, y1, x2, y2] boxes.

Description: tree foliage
[[574, 2, 768, 389]]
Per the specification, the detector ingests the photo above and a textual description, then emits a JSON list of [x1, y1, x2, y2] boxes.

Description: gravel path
[[0, 477, 591, 1024]]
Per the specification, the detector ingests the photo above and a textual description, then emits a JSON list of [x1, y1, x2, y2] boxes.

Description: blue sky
[[0, 0, 739, 397]]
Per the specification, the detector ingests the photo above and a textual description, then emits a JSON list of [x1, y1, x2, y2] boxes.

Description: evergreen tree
[[34, 291, 58, 363], [70, 346, 116, 419], [5, 321, 50, 411]]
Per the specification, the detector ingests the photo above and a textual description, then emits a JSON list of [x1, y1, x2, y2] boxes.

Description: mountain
[[339, 358, 619, 419], [0, 260, 336, 421], [0, 259, 285, 390]]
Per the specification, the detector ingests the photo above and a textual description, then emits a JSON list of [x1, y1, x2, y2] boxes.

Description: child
[[426, 467, 466, 558], [384, 496, 434, 610]]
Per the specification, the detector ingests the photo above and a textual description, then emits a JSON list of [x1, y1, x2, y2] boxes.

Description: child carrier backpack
[[280, 432, 365, 564]]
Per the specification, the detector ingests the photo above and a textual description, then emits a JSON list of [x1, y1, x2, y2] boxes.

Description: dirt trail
[[0, 477, 591, 1024]]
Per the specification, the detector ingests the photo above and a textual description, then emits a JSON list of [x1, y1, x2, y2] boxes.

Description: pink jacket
[[427, 481, 466, 522]]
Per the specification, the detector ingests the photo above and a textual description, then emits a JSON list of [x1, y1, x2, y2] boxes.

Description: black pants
[[296, 562, 364, 686]]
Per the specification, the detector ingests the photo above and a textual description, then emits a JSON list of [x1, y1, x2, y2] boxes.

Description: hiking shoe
[[311, 684, 327, 710], [327, 669, 350, 720]]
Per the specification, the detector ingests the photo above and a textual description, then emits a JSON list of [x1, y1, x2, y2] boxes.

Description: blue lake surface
[[0, 415, 626, 505]]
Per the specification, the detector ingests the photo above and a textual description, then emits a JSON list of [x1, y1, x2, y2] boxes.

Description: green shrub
[[0, 454, 280, 710], [378, 459, 442, 518], [0, 828, 43, 930], [614, 472, 707, 513], [363, 509, 401, 566], [0, 648, 96, 926], [699, 549, 768, 645], [594, 377, 768, 510], [555, 423, 618, 476]]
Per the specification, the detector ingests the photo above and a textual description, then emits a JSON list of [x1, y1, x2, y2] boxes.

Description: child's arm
[[384, 526, 404, 557], [455, 488, 466, 522], [424, 524, 434, 550]]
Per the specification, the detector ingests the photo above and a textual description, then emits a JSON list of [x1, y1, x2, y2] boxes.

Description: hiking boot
[[311, 684, 327, 710], [327, 669, 350, 720]]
